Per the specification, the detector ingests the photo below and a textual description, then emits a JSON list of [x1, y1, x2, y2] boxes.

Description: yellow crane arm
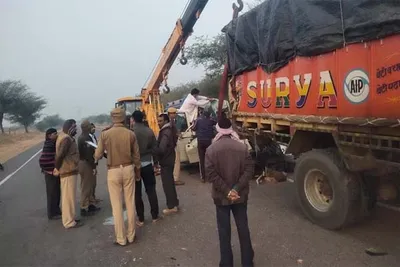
[[142, 0, 209, 100]]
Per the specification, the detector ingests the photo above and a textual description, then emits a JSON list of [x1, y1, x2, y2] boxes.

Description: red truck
[[223, 0, 400, 230]]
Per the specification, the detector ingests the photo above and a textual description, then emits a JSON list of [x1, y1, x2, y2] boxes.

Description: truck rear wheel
[[295, 149, 363, 230]]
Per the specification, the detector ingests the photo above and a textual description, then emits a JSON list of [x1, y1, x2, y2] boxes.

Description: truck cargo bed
[[232, 35, 400, 127]]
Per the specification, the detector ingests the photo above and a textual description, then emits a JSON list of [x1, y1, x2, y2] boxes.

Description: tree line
[[36, 114, 111, 133]]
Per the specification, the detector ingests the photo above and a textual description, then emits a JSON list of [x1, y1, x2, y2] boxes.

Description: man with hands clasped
[[205, 116, 255, 267]]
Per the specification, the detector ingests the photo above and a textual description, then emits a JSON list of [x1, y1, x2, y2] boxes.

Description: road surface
[[0, 145, 399, 267]]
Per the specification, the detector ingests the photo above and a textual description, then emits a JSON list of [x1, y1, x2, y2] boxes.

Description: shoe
[[152, 216, 162, 223], [81, 209, 94, 217], [163, 207, 179, 215], [128, 236, 136, 244], [174, 180, 185, 186], [200, 178, 205, 183], [88, 204, 101, 212], [68, 220, 84, 229], [49, 215, 61, 220], [136, 221, 144, 227], [113, 241, 127, 247]]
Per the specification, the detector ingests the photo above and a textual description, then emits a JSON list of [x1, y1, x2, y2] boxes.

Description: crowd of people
[[37, 88, 255, 267]]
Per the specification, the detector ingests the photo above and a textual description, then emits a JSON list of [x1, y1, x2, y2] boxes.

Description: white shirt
[[178, 94, 209, 124], [89, 133, 97, 145]]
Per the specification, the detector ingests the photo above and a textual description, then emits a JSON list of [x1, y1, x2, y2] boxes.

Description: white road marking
[[103, 210, 127, 225], [0, 149, 42, 187]]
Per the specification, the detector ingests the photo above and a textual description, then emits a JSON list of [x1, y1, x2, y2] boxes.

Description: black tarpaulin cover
[[222, 0, 400, 75]]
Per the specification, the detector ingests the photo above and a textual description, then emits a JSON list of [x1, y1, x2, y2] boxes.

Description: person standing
[[167, 107, 185, 186], [55, 119, 83, 229], [94, 108, 141, 246], [178, 88, 210, 124], [78, 120, 101, 216], [131, 110, 160, 226], [39, 128, 61, 220], [192, 110, 216, 183], [89, 123, 97, 143], [89, 123, 102, 203], [205, 117, 254, 267], [154, 113, 179, 215]]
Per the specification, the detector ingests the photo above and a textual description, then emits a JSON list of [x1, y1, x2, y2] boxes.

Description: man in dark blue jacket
[[192, 110, 216, 182]]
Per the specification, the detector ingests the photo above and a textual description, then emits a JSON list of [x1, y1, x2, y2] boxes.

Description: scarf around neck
[[212, 124, 241, 143]]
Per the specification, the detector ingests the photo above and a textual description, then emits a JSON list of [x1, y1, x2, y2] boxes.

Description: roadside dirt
[[0, 130, 44, 162]]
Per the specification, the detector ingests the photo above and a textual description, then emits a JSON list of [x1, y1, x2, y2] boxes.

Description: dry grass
[[0, 130, 44, 162]]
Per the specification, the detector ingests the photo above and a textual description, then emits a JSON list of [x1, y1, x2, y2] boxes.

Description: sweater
[[39, 139, 56, 172]]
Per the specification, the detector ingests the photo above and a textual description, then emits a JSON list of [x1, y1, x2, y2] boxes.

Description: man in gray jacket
[[131, 111, 160, 225], [205, 116, 254, 267]]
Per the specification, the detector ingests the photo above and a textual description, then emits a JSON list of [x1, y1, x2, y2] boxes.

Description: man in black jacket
[[39, 128, 61, 220], [154, 113, 179, 216], [132, 111, 160, 226], [78, 120, 101, 216]]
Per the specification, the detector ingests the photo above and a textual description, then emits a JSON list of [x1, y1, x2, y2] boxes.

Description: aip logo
[[343, 69, 370, 104]]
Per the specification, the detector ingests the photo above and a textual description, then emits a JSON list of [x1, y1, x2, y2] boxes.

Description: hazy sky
[[0, 0, 235, 120]]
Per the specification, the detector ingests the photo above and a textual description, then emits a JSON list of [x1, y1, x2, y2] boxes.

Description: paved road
[[0, 147, 399, 267]]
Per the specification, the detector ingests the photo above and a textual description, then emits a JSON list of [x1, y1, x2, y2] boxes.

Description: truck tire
[[294, 149, 363, 230]]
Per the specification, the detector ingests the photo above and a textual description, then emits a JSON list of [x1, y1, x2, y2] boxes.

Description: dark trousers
[[216, 203, 254, 267], [160, 165, 179, 209], [135, 164, 159, 221], [44, 173, 61, 219], [198, 139, 212, 180]]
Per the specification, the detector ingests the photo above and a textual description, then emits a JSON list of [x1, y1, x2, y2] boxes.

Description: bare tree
[[185, 34, 227, 78]]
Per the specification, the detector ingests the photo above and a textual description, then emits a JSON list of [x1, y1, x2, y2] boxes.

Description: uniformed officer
[[94, 108, 141, 246]]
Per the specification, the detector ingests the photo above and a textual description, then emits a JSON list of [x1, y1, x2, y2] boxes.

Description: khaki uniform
[[55, 132, 79, 229], [95, 110, 141, 246]]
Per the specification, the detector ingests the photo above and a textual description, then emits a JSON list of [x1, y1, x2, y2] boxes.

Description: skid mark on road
[[0, 149, 42, 187]]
